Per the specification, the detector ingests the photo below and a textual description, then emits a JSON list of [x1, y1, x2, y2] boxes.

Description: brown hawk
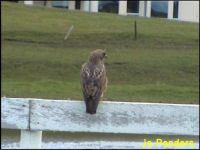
[[80, 49, 108, 114]]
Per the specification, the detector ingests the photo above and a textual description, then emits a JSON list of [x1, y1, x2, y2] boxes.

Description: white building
[[23, 1, 199, 23]]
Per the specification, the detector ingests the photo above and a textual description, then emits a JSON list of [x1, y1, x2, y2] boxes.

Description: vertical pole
[[134, 21, 137, 40], [20, 130, 42, 149]]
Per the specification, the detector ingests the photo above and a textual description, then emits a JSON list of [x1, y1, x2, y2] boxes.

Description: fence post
[[134, 20, 137, 40], [20, 130, 42, 149]]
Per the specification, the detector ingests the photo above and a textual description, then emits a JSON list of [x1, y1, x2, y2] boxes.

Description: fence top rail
[[1, 97, 199, 136], [3, 97, 199, 107]]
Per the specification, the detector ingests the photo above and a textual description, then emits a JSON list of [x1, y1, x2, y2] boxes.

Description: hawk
[[80, 49, 108, 114]]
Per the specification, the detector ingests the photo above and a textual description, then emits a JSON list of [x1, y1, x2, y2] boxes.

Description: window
[[127, 1, 139, 13], [151, 1, 168, 18], [52, 1, 68, 8], [99, 1, 119, 13], [173, 1, 179, 18], [75, 0, 81, 10]]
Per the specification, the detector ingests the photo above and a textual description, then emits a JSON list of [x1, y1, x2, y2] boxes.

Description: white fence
[[1, 97, 199, 149]]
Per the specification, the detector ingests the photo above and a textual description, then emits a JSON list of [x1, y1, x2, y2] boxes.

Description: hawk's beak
[[104, 54, 107, 58]]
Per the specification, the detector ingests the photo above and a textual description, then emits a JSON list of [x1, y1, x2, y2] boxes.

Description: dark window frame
[[173, 1, 179, 18], [127, 1, 140, 14], [98, 1, 119, 14], [151, 1, 168, 18]]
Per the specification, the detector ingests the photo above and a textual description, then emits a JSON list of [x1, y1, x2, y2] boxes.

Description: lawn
[[1, 2, 199, 104]]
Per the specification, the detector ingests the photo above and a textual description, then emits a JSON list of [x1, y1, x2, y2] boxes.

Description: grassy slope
[[1, 2, 199, 104]]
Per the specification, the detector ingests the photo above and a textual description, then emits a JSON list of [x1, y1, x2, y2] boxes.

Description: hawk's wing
[[81, 63, 107, 100]]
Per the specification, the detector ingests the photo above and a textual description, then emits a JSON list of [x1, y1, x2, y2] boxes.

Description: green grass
[[1, 2, 199, 104]]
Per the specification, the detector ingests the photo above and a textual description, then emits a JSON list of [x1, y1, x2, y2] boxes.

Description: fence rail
[[1, 97, 199, 149]]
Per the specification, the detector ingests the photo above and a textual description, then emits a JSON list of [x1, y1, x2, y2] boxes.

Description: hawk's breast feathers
[[81, 63, 107, 98]]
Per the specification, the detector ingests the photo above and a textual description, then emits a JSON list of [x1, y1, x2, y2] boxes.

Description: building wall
[[21, 1, 199, 23], [33, 1, 46, 7], [178, 1, 199, 22], [118, 1, 127, 15], [24, 1, 33, 5]]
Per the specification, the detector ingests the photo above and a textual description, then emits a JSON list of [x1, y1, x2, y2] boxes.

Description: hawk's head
[[89, 49, 107, 64]]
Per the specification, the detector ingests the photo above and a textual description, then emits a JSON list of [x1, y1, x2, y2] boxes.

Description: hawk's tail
[[84, 96, 100, 114]]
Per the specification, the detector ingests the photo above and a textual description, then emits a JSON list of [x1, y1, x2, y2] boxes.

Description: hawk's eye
[[102, 52, 107, 58]]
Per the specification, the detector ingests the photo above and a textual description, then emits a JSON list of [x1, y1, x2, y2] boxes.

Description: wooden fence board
[[28, 98, 199, 136], [1, 98, 29, 130]]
